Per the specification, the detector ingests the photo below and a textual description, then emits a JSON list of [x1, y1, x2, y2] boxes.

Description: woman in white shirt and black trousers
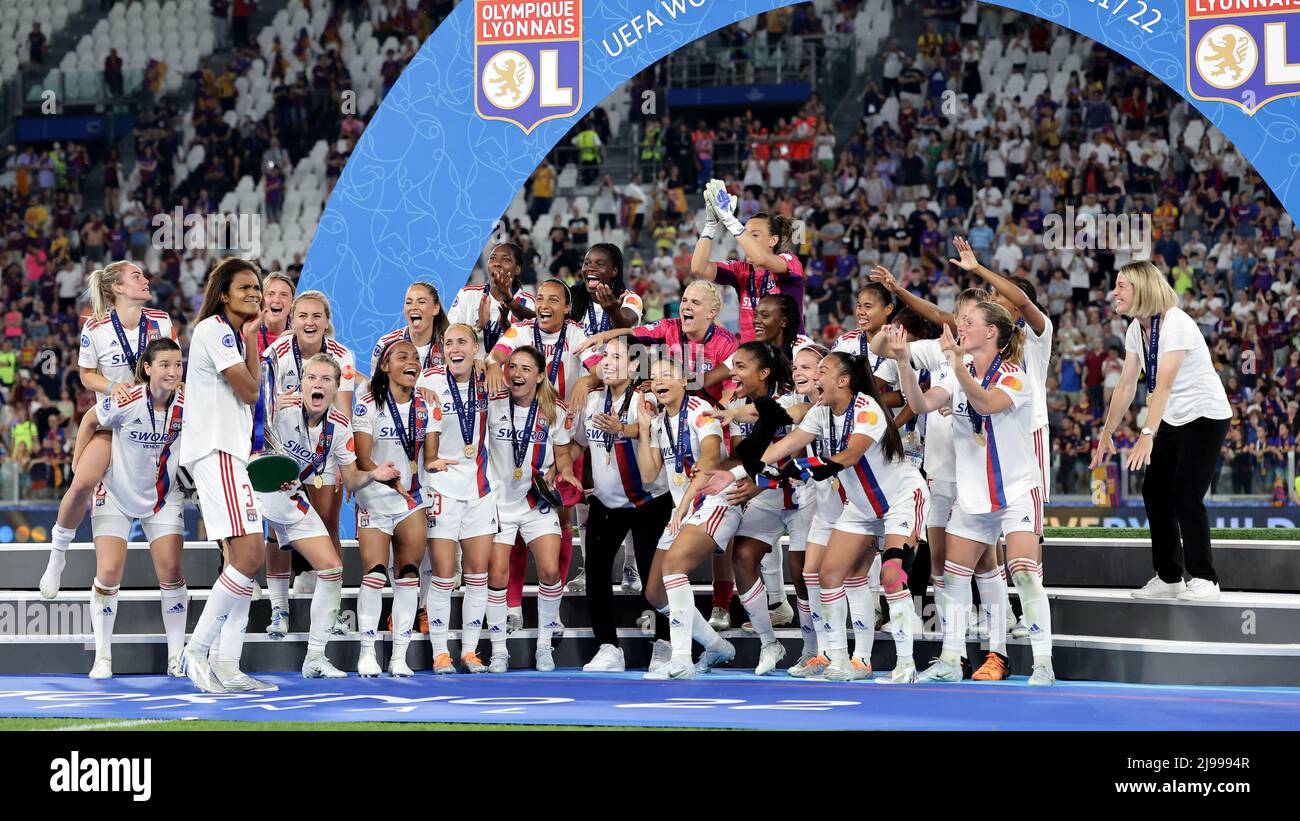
[[1092, 261, 1234, 601]]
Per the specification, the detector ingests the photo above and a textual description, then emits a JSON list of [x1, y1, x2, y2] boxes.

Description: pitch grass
[[1044, 527, 1299, 541], [1, 717, 690, 731]]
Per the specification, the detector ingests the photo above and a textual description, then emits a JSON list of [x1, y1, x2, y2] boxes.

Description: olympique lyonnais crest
[[1187, 0, 1300, 115], [475, 0, 583, 133]]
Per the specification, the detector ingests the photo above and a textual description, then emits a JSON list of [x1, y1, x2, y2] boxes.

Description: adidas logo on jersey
[[1021, 516, 1032, 523], [165, 603, 185, 614]]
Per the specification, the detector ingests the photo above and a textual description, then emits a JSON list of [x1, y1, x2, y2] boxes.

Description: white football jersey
[[933, 359, 1039, 515], [447, 283, 538, 355], [491, 319, 600, 404], [352, 388, 431, 516], [832, 330, 899, 389], [650, 395, 728, 506], [78, 308, 176, 398], [580, 290, 644, 335], [370, 327, 444, 375], [179, 314, 253, 467], [269, 406, 356, 488], [572, 385, 669, 509], [486, 395, 570, 513], [265, 335, 357, 397], [729, 392, 803, 511], [908, 339, 954, 481], [415, 367, 495, 501], [1020, 316, 1053, 432], [95, 385, 184, 519]]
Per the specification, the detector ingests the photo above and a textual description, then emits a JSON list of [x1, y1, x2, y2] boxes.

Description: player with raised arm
[[351, 339, 431, 677], [176, 258, 271, 693], [888, 303, 1056, 685], [448, 242, 537, 353], [258, 354, 402, 677], [40, 261, 176, 600], [417, 324, 502, 674], [85, 338, 187, 679]]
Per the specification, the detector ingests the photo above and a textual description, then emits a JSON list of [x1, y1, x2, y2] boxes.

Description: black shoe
[[961, 655, 974, 680]]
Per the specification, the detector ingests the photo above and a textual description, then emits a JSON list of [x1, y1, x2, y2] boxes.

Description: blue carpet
[[4, 671, 1300, 729]]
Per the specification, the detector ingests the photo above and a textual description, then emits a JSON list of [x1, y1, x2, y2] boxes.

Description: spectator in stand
[[211, 0, 230, 46], [231, 0, 255, 49], [527, 159, 555, 225], [28, 23, 46, 67], [104, 49, 125, 97]]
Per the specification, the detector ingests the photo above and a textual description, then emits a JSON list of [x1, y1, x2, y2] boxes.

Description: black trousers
[[584, 493, 673, 647], [1141, 416, 1231, 584]]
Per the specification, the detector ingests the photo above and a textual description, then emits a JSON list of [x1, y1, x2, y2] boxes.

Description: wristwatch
[[1140, 427, 1154, 437]]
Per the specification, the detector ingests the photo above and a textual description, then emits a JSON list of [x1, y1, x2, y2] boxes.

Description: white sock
[[740, 580, 776, 642], [486, 587, 508, 657], [819, 585, 848, 661], [189, 566, 252, 654], [1000, 566, 1015, 627], [159, 580, 188, 660], [42, 525, 76, 586], [418, 553, 432, 608], [427, 575, 455, 657], [216, 594, 251, 671], [267, 571, 291, 613], [621, 533, 635, 572], [975, 568, 1008, 656], [357, 570, 386, 658], [537, 580, 564, 648], [885, 588, 913, 666], [691, 607, 724, 650], [52, 523, 76, 550], [390, 576, 419, 663], [803, 572, 825, 655], [460, 572, 489, 655], [844, 575, 874, 659], [664, 573, 695, 661], [90, 578, 119, 660], [796, 597, 816, 655], [941, 561, 973, 665], [1010, 559, 1053, 663], [868, 553, 883, 623], [307, 567, 342, 656], [760, 549, 785, 607]]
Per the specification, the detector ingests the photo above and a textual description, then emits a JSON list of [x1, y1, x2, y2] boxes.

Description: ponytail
[[737, 340, 793, 396], [754, 212, 793, 254], [759, 293, 801, 355], [86, 260, 138, 321], [369, 340, 397, 408], [974, 301, 1024, 365], [824, 351, 904, 463]]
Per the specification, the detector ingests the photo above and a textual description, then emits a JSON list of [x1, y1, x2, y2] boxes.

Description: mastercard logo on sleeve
[[345, 436, 355, 452], [1001, 376, 1023, 391], [857, 410, 877, 425], [697, 415, 715, 427], [504, 326, 518, 339], [432, 405, 444, 421]]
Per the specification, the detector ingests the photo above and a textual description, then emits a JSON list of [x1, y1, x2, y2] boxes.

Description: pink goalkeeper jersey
[[714, 253, 806, 340], [631, 319, 738, 402]]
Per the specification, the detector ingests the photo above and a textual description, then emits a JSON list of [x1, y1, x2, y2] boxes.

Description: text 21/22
[[1084, 0, 1163, 34]]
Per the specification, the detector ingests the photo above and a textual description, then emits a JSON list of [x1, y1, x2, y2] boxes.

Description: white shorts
[[91, 487, 185, 542], [357, 504, 426, 537], [736, 504, 808, 551], [1032, 426, 1051, 504], [927, 478, 958, 530], [256, 490, 329, 545], [427, 492, 500, 542], [833, 485, 929, 543], [658, 501, 741, 554], [946, 491, 1039, 547], [189, 451, 262, 542], [495, 503, 562, 545]]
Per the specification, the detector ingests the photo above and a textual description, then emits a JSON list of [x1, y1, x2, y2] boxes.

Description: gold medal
[[831, 477, 842, 492], [674, 474, 687, 486], [975, 433, 986, 447], [514, 468, 523, 481], [464, 444, 476, 458], [410, 460, 419, 475], [313, 475, 323, 490]]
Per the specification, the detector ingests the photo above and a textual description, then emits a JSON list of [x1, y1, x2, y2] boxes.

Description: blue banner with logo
[[983, 0, 1300, 217]]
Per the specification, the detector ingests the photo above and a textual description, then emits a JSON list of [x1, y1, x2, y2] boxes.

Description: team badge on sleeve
[[354, 404, 367, 417], [81, 334, 90, 348], [222, 334, 236, 348]]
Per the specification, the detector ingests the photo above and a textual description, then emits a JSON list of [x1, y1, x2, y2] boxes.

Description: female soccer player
[[262, 290, 357, 636], [418, 324, 501, 674], [571, 336, 674, 672], [85, 338, 187, 679], [370, 281, 451, 374], [573, 242, 644, 334], [177, 257, 270, 694], [257, 271, 295, 354], [889, 303, 1056, 685], [40, 261, 176, 599], [448, 242, 537, 352], [258, 354, 403, 677], [352, 339, 431, 677], [691, 181, 806, 339], [638, 358, 739, 680], [751, 351, 930, 683], [478, 346, 578, 672]]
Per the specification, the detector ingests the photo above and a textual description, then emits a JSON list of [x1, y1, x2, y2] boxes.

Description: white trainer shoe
[[178, 647, 225, 693], [357, 653, 382, 678], [565, 570, 587, 593], [89, 658, 112, 679], [265, 607, 290, 640], [1132, 575, 1187, 599], [1178, 578, 1221, 602], [647, 639, 673, 675], [822, 655, 856, 681], [535, 645, 556, 672], [708, 607, 731, 630], [506, 606, 523, 634], [755, 640, 787, 675], [695, 639, 735, 673], [388, 656, 414, 677], [583, 643, 626, 672], [488, 653, 509, 673], [214, 666, 278, 692], [667, 658, 696, 679], [302, 654, 347, 679], [621, 564, 643, 594], [461, 652, 489, 674], [916, 658, 963, 683], [875, 661, 918, 684], [787, 652, 829, 678], [39, 566, 63, 600], [166, 655, 183, 677], [1029, 662, 1056, 686], [768, 599, 794, 627]]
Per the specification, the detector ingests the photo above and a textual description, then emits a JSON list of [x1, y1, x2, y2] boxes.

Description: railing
[[20, 68, 148, 108], [663, 32, 851, 91], [1052, 449, 1290, 503]]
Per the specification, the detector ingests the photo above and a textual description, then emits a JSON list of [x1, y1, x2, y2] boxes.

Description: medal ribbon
[[109, 309, 149, 373], [1145, 313, 1161, 393], [447, 373, 479, 453], [966, 353, 1003, 438], [510, 399, 540, 477], [662, 399, 692, 478]]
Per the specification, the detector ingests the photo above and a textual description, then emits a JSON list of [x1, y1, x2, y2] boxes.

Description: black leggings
[[1142, 416, 1231, 584], [583, 493, 673, 647]]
